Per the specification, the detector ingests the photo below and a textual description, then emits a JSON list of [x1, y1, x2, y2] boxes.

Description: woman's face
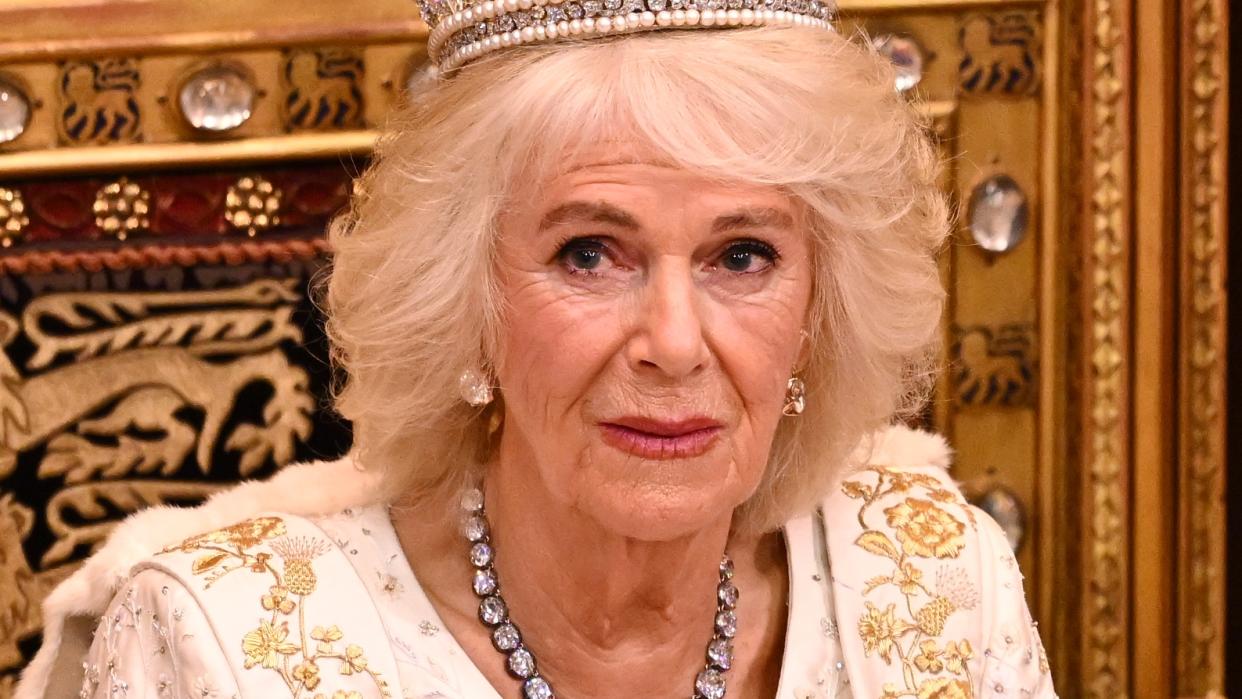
[[493, 144, 813, 540]]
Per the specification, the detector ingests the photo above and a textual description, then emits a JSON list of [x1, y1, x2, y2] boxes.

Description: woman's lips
[[597, 417, 724, 460]]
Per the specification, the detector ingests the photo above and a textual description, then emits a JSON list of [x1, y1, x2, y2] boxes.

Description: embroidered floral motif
[[842, 467, 980, 698], [161, 518, 391, 698], [884, 499, 966, 559], [242, 620, 300, 669]]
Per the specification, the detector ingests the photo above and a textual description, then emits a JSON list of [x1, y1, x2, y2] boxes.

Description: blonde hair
[[322, 25, 950, 532]]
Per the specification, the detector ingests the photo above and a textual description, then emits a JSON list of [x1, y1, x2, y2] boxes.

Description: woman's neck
[[475, 456, 731, 696], [391, 467, 788, 699]]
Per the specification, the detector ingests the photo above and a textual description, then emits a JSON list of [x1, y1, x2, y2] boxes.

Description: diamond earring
[[459, 366, 494, 407], [782, 376, 806, 416]]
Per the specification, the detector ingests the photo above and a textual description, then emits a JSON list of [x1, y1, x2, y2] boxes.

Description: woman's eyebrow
[[538, 201, 641, 231], [711, 207, 795, 233]]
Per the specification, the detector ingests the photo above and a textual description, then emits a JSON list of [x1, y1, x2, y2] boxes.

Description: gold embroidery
[[242, 620, 300, 669], [843, 467, 980, 698], [161, 517, 392, 697], [916, 677, 971, 699]]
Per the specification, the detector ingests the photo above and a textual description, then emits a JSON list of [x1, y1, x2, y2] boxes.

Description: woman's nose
[[626, 261, 710, 379]]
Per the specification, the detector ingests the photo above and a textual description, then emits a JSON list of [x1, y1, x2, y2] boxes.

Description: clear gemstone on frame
[[178, 65, 255, 132], [647, 0, 668, 10], [470, 542, 494, 567], [696, 668, 727, 699], [564, 2, 585, 18], [719, 556, 734, 581], [479, 596, 508, 625], [546, 5, 567, 21], [873, 34, 926, 93], [968, 174, 1029, 254], [0, 78, 30, 144], [508, 648, 537, 678], [493, 623, 522, 651], [717, 581, 739, 609], [581, 0, 602, 14], [524, 676, 554, 699], [715, 610, 737, 638], [496, 12, 518, 30]]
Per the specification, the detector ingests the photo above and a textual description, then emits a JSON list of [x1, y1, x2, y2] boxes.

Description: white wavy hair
[[321, 24, 950, 532]]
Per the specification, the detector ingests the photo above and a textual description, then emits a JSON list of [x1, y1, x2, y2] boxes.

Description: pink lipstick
[[597, 416, 723, 460]]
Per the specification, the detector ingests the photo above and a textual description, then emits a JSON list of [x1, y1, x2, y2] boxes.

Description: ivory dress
[[18, 426, 1056, 699]]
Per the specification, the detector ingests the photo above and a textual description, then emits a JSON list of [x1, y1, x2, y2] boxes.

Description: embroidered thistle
[[914, 596, 955, 636], [271, 536, 331, 596], [935, 566, 981, 611]]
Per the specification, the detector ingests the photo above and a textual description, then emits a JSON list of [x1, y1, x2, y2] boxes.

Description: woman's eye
[[718, 240, 779, 274], [556, 237, 612, 274]]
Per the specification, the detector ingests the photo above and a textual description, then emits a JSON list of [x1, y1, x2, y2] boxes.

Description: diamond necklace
[[459, 487, 739, 699]]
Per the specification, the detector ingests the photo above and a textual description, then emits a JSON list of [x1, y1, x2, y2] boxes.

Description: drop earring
[[783, 376, 806, 416], [458, 366, 494, 407]]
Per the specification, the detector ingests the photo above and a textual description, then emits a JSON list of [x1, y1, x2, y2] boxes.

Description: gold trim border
[[0, 132, 378, 178], [1176, 0, 1229, 692], [1082, 0, 1131, 695]]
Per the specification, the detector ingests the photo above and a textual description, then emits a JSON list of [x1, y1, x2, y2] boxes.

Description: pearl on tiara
[[418, 0, 837, 72]]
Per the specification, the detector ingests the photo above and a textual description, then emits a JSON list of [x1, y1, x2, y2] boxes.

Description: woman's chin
[[578, 485, 744, 542]]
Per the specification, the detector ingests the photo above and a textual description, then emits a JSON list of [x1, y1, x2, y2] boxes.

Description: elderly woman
[[19, 7, 1055, 699]]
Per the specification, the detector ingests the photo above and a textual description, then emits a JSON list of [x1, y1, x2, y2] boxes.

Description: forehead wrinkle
[[711, 207, 796, 234], [537, 200, 642, 232]]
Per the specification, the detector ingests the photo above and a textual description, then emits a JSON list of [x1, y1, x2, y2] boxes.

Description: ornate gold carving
[[1177, 0, 1227, 692], [56, 58, 142, 146], [0, 188, 27, 247], [226, 176, 284, 236], [92, 177, 151, 240], [950, 323, 1035, 407], [958, 13, 1040, 96], [280, 48, 366, 131], [1083, 0, 1129, 694]]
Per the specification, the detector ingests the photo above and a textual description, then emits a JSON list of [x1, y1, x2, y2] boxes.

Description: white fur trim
[[16, 454, 380, 698], [849, 422, 953, 472]]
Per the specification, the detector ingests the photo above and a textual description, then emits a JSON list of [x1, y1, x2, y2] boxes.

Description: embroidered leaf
[[193, 552, 228, 573], [841, 480, 873, 500], [863, 575, 892, 594], [856, 531, 901, 561]]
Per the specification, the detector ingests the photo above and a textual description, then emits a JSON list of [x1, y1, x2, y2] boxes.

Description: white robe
[[17, 425, 1056, 698]]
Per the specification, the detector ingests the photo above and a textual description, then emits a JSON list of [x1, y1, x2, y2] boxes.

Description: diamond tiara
[[418, 0, 839, 72]]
